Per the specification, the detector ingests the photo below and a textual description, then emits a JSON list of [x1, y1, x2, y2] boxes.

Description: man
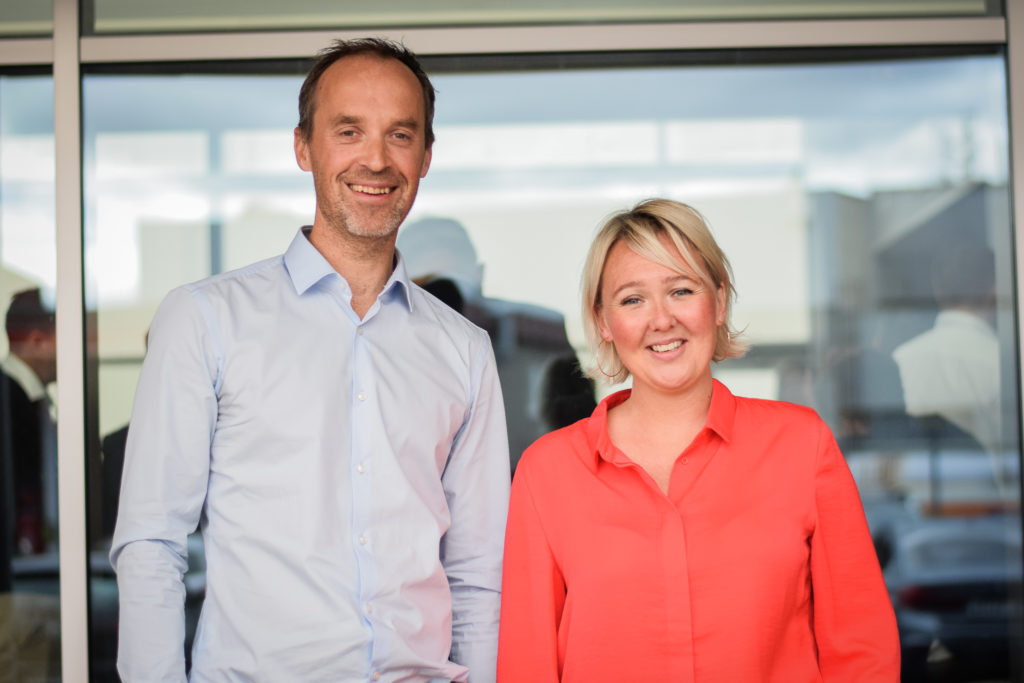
[[111, 38, 510, 682], [0, 287, 59, 679], [1, 288, 57, 559]]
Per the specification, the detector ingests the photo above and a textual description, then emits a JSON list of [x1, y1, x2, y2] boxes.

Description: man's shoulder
[[178, 254, 286, 299], [148, 254, 287, 336], [408, 284, 490, 343]]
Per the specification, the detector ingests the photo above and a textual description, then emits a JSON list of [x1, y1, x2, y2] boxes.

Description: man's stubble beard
[[329, 200, 407, 240], [320, 177, 413, 241]]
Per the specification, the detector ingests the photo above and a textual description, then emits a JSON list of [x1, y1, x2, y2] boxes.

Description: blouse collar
[[584, 378, 737, 469]]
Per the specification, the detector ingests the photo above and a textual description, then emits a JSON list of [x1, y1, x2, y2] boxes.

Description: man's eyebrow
[[328, 114, 360, 128], [325, 115, 422, 132], [392, 117, 422, 131]]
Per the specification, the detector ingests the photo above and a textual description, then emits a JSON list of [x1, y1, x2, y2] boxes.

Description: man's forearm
[[115, 540, 190, 682]]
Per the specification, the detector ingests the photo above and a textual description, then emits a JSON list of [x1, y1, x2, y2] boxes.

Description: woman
[[497, 199, 899, 682]]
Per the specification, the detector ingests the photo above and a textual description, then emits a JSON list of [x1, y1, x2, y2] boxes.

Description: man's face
[[294, 54, 432, 241]]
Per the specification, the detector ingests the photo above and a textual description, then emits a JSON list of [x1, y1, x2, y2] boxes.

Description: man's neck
[[308, 222, 397, 319]]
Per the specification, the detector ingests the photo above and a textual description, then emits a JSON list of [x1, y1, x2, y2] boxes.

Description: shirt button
[[357, 327, 364, 336], [357, 464, 365, 474], [365, 603, 373, 614], [682, 457, 689, 464], [372, 674, 380, 681], [357, 392, 367, 401], [358, 536, 366, 545]]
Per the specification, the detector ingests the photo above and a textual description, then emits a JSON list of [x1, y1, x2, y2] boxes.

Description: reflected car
[[873, 514, 1022, 683]]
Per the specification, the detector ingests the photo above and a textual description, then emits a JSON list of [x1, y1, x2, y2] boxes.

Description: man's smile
[[348, 183, 394, 195]]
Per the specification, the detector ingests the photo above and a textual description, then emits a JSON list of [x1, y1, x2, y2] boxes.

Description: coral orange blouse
[[498, 380, 899, 682]]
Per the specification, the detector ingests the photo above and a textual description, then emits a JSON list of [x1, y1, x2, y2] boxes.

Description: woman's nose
[[649, 300, 673, 329]]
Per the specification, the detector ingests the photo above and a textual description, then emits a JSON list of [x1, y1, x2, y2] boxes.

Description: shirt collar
[[934, 309, 994, 334], [585, 378, 737, 469], [1, 353, 47, 402], [705, 378, 736, 443], [283, 226, 413, 311]]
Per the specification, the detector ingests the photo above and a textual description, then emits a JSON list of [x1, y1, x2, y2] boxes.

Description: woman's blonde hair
[[581, 198, 747, 384]]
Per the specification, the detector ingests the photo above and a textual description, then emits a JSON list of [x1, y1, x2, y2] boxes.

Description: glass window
[[0, 72, 60, 678], [84, 0, 998, 35], [84, 47, 1021, 681]]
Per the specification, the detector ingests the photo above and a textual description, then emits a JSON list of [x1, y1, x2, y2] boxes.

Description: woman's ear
[[715, 285, 727, 326], [596, 305, 614, 342]]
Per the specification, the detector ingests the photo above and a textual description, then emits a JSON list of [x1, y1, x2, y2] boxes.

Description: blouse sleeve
[[497, 460, 565, 683], [810, 422, 901, 681]]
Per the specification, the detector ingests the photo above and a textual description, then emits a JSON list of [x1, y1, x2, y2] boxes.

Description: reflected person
[[0, 287, 59, 680], [1, 288, 57, 558], [398, 217, 579, 472], [498, 199, 900, 681], [111, 38, 510, 681], [892, 244, 999, 454], [539, 354, 595, 433]]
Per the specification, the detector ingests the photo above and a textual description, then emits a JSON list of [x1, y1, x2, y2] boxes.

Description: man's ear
[[294, 127, 311, 172], [420, 146, 432, 178]]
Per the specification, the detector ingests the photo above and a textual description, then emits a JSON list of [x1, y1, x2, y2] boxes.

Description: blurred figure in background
[[892, 244, 999, 454], [539, 354, 595, 433], [399, 216, 586, 472], [0, 286, 59, 681], [1, 288, 57, 558]]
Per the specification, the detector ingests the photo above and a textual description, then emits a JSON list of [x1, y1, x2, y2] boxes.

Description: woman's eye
[[672, 288, 693, 297], [620, 296, 641, 306]]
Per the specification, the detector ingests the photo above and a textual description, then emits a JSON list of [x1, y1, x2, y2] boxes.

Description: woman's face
[[597, 236, 725, 398]]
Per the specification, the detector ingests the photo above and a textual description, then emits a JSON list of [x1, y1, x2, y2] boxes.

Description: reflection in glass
[[84, 50, 1021, 680], [0, 73, 59, 679]]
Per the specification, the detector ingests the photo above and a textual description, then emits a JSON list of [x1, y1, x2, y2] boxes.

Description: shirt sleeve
[[497, 454, 564, 683], [109, 286, 220, 683], [441, 331, 511, 683], [810, 422, 901, 681]]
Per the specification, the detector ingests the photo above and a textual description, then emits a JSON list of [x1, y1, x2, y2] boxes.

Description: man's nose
[[361, 135, 389, 172]]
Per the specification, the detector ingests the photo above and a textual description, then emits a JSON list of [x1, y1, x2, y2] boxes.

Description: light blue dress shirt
[[111, 227, 511, 682]]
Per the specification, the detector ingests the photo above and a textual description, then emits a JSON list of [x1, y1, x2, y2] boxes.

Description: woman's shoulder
[[731, 391, 827, 431]]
